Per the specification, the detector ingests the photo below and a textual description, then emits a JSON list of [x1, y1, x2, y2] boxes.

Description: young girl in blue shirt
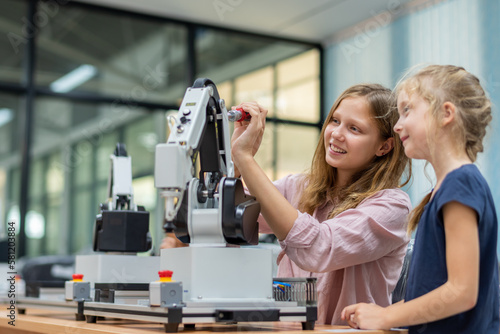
[[341, 64, 499, 333]]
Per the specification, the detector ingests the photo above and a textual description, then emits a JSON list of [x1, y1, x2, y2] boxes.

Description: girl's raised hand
[[231, 102, 268, 160]]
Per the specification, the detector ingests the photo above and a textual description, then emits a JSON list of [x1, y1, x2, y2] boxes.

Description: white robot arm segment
[[155, 78, 260, 246]]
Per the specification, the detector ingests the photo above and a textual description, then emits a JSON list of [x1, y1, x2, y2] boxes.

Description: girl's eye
[[332, 118, 340, 124], [350, 126, 360, 132], [398, 104, 410, 115]]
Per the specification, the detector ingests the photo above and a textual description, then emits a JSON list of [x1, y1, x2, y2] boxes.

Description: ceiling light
[[50, 64, 97, 93], [26, 210, 45, 239], [0, 108, 13, 127]]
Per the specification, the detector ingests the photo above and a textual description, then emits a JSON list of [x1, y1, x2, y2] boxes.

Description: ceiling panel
[[75, 0, 414, 43]]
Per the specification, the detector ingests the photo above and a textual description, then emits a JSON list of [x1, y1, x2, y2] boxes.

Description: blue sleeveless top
[[405, 164, 499, 333]]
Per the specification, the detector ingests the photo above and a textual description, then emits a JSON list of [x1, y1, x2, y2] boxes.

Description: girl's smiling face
[[324, 97, 392, 184]]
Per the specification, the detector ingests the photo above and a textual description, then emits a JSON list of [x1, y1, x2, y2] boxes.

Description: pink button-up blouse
[[258, 173, 411, 325]]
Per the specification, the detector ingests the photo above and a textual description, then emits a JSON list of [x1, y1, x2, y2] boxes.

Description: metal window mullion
[[18, 0, 38, 258], [40, 156, 48, 254]]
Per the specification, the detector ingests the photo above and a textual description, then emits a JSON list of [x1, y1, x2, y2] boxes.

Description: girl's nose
[[393, 119, 402, 133], [331, 126, 345, 141]]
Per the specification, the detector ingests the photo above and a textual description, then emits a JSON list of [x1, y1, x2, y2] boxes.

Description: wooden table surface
[[1, 307, 408, 334]]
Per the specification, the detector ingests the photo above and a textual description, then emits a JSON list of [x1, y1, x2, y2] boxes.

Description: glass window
[[0, 0, 26, 84], [0, 92, 22, 239], [26, 177, 45, 256], [277, 49, 320, 86], [1, 2, 321, 257], [217, 81, 234, 110], [0, 170, 6, 239], [255, 123, 275, 179], [132, 175, 157, 250], [71, 189, 92, 253], [28, 159, 44, 199], [26, 208, 45, 241], [73, 141, 93, 188], [0, 93, 21, 159], [195, 28, 309, 88], [276, 50, 320, 123], [235, 67, 274, 116], [32, 97, 157, 254], [6, 168, 21, 224], [35, 5, 188, 105], [45, 153, 63, 254], [1, 169, 21, 240], [26, 231, 44, 257], [276, 80, 320, 123], [210, 49, 321, 181], [276, 124, 319, 179], [71, 170, 105, 254], [124, 114, 158, 177], [45, 195, 62, 254], [33, 97, 146, 161]]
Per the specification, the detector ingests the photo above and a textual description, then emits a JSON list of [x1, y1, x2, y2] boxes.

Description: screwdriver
[[227, 109, 251, 122]]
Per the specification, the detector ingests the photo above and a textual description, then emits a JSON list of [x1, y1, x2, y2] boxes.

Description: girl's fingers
[[341, 305, 357, 320], [234, 102, 267, 118], [341, 306, 359, 329]]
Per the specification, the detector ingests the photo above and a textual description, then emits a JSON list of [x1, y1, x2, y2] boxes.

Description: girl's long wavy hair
[[298, 84, 411, 219], [397, 65, 492, 233]]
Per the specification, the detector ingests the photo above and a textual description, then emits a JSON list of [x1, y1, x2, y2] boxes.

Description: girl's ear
[[376, 137, 394, 157], [441, 102, 456, 126]]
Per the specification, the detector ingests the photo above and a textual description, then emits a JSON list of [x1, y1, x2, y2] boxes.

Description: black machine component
[[221, 178, 260, 245], [93, 209, 151, 252]]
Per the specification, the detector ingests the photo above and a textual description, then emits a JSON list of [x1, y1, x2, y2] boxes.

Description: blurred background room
[[0, 0, 499, 269]]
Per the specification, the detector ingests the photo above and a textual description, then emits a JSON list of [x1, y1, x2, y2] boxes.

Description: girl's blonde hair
[[298, 84, 411, 219], [397, 65, 492, 233]]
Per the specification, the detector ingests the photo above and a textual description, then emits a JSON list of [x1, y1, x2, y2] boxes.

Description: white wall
[[324, 0, 500, 254]]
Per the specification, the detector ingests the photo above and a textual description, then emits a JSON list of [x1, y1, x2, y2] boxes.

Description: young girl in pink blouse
[[231, 84, 412, 325]]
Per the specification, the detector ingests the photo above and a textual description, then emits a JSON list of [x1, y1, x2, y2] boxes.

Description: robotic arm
[[155, 78, 260, 246], [93, 143, 152, 252]]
